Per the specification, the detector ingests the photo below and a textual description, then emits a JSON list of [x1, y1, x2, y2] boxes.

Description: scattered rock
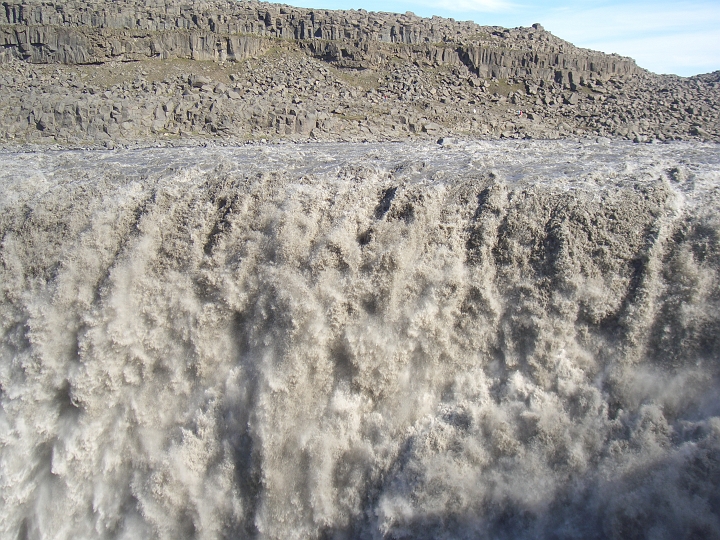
[[690, 125, 711, 138], [564, 93, 579, 105], [437, 137, 458, 147], [191, 75, 213, 88], [423, 122, 442, 134]]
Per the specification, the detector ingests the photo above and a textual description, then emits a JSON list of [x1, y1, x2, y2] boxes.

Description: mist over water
[[1, 140, 720, 539]]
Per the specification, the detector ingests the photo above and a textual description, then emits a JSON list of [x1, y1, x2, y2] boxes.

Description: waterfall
[[1, 140, 719, 539]]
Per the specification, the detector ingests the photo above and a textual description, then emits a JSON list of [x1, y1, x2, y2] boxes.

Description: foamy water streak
[[1, 140, 720, 539]]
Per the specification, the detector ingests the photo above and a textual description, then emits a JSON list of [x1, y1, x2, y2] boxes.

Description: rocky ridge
[[0, 0, 718, 147]]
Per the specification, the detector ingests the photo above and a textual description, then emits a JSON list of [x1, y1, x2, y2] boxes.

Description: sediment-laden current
[[1, 140, 720, 539]]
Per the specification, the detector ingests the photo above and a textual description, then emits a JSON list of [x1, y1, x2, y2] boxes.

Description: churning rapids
[[1, 140, 720, 540]]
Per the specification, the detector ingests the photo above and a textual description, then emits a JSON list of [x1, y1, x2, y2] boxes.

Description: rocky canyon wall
[[0, 0, 641, 84]]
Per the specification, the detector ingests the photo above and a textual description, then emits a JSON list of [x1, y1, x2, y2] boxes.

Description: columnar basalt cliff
[[0, 0, 639, 84], [0, 0, 718, 147]]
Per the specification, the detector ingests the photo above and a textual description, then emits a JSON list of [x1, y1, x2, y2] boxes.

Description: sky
[[278, 0, 720, 77]]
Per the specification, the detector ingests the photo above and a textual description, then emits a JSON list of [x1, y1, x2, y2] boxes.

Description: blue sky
[[278, 0, 720, 76]]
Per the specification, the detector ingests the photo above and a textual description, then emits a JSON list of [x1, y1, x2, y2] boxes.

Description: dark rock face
[[0, 0, 717, 147]]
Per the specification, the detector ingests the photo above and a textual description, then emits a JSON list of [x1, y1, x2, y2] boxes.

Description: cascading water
[[1, 140, 719, 539]]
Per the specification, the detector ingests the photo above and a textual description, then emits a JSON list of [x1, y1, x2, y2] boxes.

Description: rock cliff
[[0, 0, 717, 147], [1, 0, 639, 84]]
